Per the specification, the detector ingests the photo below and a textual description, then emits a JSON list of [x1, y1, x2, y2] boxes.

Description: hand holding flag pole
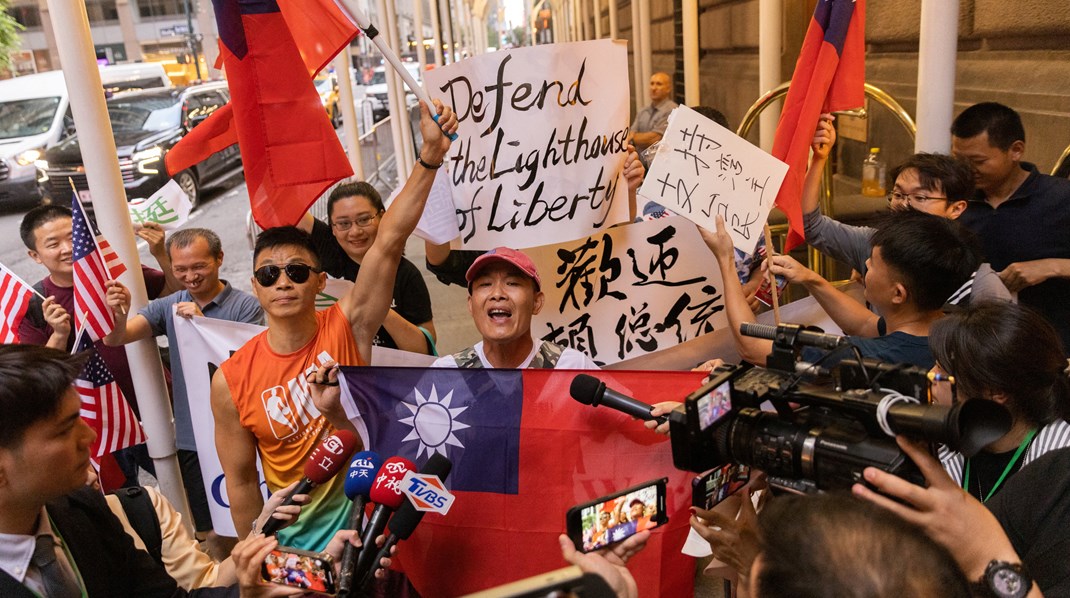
[[338, 0, 458, 141]]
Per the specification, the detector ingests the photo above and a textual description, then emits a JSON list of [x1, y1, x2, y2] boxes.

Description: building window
[[7, 3, 42, 28], [138, 0, 186, 18], [85, 0, 119, 22]]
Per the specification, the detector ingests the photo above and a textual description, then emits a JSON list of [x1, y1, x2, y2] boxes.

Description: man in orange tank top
[[210, 100, 458, 551]]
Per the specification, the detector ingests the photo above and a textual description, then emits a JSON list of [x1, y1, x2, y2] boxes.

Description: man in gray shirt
[[629, 72, 677, 157], [103, 228, 263, 552]]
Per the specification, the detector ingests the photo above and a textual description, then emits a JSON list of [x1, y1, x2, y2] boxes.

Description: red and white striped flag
[[96, 236, 128, 280], [0, 263, 35, 344], [75, 335, 145, 456], [72, 194, 117, 341]]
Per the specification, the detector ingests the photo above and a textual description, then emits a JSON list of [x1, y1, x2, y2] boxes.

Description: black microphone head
[[422, 452, 453, 478], [569, 374, 605, 407], [387, 500, 424, 540]]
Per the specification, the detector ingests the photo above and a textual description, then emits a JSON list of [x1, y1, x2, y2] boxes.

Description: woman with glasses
[[300, 181, 437, 355], [800, 115, 1012, 305], [928, 301, 1070, 502]]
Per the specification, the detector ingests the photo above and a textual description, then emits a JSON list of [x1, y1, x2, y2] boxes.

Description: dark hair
[[690, 105, 729, 130], [253, 226, 321, 269], [930, 301, 1070, 426], [755, 494, 970, 598], [870, 212, 981, 311], [0, 345, 88, 448], [327, 182, 385, 221], [889, 153, 975, 202], [166, 227, 223, 258], [950, 102, 1025, 151], [20, 204, 73, 251]]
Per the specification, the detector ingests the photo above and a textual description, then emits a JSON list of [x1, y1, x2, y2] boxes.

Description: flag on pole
[[95, 236, 128, 280], [72, 194, 118, 341], [166, 0, 356, 227], [74, 335, 146, 456], [340, 367, 702, 597], [771, 0, 866, 250], [0, 262, 36, 344]]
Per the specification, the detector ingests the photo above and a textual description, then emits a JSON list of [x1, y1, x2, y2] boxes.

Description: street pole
[[184, 0, 202, 80], [915, 0, 959, 153], [45, 0, 192, 532]]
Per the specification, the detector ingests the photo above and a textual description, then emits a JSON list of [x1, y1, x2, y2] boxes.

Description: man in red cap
[[432, 247, 598, 369]]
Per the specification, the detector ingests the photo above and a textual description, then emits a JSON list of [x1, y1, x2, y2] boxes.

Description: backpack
[[113, 487, 164, 567]]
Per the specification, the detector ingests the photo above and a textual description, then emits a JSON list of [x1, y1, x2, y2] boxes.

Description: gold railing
[[736, 82, 917, 278]]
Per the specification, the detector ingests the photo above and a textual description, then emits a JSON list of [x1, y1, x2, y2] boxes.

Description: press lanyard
[[963, 428, 1037, 503]]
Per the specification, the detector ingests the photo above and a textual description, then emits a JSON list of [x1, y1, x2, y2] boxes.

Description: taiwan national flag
[[772, 0, 865, 250], [339, 367, 704, 597]]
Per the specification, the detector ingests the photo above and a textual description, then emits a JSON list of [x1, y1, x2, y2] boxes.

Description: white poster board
[[422, 40, 632, 249], [128, 180, 193, 231], [639, 106, 789, 252], [525, 217, 728, 365]]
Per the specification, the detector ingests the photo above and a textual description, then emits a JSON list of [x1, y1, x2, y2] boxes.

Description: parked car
[[365, 63, 422, 122], [39, 82, 241, 208], [0, 64, 171, 210]]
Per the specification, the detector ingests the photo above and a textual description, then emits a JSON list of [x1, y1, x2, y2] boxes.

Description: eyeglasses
[[887, 191, 949, 205], [254, 263, 321, 286], [331, 213, 379, 231]]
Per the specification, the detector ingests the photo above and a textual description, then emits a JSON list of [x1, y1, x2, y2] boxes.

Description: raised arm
[[137, 222, 182, 296], [338, 100, 457, 360], [210, 368, 264, 539], [766, 255, 880, 337], [699, 218, 774, 366], [102, 279, 155, 346], [801, 114, 836, 216], [623, 144, 645, 222]]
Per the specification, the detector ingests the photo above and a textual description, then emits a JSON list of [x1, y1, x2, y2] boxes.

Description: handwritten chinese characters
[[638, 106, 789, 253]]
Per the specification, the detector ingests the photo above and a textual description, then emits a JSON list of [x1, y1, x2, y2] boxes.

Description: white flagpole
[[46, 0, 192, 532]]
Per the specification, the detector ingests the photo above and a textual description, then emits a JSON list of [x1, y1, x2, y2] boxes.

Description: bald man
[[629, 72, 677, 157]]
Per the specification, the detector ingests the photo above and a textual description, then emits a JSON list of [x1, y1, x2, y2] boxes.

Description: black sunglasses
[[254, 263, 321, 286]]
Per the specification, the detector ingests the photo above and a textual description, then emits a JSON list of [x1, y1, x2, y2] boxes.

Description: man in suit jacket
[[0, 344, 247, 597]]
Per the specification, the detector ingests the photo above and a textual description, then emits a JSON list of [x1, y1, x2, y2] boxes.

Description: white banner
[[128, 180, 193, 231], [422, 40, 632, 249], [175, 315, 438, 534], [526, 217, 728, 365], [639, 106, 789, 252]]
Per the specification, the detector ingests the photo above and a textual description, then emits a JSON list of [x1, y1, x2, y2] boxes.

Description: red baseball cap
[[465, 247, 541, 292]]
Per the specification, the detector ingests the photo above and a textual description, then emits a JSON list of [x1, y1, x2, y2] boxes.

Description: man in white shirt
[[432, 247, 598, 369]]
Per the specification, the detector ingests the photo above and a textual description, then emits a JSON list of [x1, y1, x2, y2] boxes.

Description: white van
[[0, 63, 171, 208], [365, 63, 423, 121]]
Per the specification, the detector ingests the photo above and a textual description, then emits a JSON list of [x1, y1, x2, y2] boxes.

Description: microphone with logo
[[349, 455, 415, 588], [337, 450, 382, 596], [259, 429, 359, 536], [569, 374, 668, 425], [361, 453, 453, 589]]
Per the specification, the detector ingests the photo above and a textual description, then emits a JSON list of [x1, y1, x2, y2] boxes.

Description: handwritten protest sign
[[422, 40, 632, 249], [128, 180, 193, 231], [525, 216, 727, 365], [639, 106, 789, 252]]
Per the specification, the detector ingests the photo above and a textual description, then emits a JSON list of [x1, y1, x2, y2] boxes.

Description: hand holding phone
[[261, 545, 338, 596], [566, 478, 668, 553]]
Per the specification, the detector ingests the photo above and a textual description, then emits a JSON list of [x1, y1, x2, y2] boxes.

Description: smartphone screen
[[570, 479, 667, 553], [261, 547, 337, 595], [692, 463, 750, 510], [696, 378, 732, 431]]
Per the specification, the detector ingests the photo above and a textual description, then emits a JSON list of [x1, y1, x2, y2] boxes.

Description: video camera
[[668, 323, 1011, 494]]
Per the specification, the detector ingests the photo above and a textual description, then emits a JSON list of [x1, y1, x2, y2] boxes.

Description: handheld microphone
[[363, 453, 453, 589], [349, 456, 415, 588], [337, 451, 382, 596], [739, 322, 847, 350], [260, 429, 359, 536], [570, 374, 666, 425]]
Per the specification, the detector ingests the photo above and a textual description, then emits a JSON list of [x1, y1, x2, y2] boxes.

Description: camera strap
[[963, 428, 1037, 503]]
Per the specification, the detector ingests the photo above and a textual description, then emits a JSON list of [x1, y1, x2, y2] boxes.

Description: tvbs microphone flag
[[340, 367, 704, 597], [166, 0, 356, 228], [772, 0, 865, 250]]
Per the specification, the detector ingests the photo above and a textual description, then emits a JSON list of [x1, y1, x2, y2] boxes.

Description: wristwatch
[[973, 560, 1032, 598]]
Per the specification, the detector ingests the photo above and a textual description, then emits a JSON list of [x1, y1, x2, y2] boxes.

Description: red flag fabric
[[0, 262, 34, 344], [96, 236, 128, 280], [772, 0, 865, 250], [166, 0, 358, 223], [342, 367, 704, 597], [75, 335, 146, 457]]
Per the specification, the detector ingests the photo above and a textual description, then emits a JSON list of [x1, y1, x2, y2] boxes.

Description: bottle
[[861, 147, 886, 197]]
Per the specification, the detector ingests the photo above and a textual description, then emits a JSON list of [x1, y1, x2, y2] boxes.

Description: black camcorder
[[668, 323, 1011, 494]]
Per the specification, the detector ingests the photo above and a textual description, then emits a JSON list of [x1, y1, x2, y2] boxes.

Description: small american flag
[[72, 194, 118, 341], [0, 262, 35, 343], [74, 335, 145, 456]]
